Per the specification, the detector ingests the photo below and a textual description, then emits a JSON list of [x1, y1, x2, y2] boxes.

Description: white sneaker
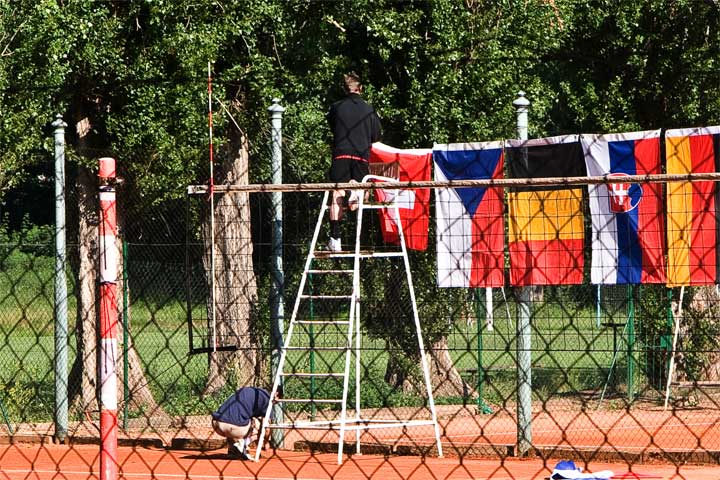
[[327, 237, 342, 252]]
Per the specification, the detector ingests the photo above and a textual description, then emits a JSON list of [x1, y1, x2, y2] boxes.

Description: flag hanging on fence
[[434, 142, 505, 287], [581, 130, 666, 284], [369, 142, 431, 251], [665, 126, 720, 286], [505, 135, 586, 286]]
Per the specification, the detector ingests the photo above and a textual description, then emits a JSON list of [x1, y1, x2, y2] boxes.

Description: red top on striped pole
[[98, 157, 119, 480], [99, 157, 116, 179]]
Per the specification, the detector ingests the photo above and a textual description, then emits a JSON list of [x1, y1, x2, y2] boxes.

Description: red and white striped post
[[98, 157, 119, 480]]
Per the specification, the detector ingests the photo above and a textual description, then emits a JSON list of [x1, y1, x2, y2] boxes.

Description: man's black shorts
[[328, 158, 369, 183]]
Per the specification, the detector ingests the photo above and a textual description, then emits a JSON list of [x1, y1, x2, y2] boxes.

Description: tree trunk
[[675, 286, 720, 381], [428, 337, 472, 397], [384, 336, 471, 398], [68, 113, 162, 422], [68, 166, 99, 415], [379, 268, 470, 398], [203, 128, 262, 396], [115, 202, 165, 421]]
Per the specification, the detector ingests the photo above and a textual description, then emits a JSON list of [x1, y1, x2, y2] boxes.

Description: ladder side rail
[[255, 191, 331, 461], [390, 193, 444, 458], [354, 188, 370, 454], [337, 184, 366, 464], [355, 273, 362, 455], [350, 174, 394, 456]]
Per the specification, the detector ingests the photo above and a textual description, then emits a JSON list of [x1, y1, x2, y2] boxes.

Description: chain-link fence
[[2, 172, 720, 478]]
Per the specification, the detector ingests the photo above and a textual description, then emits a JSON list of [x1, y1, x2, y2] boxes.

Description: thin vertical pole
[[309, 275, 316, 421], [207, 62, 217, 352], [473, 290, 484, 409], [99, 157, 119, 480], [627, 285, 635, 401], [513, 91, 533, 455], [122, 240, 129, 430], [52, 114, 68, 443], [268, 98, 286, 448]]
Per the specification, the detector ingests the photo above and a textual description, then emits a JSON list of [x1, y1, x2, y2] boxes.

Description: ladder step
[[284, 346, 350, 351], [281, 372, 345, 378], [360, 252, 404, 258], [363, 202, 394, 209], [307, 269, 354, 274], [280, 398, 343, 404], [300, 294, 354, 300], [313, 251, 356, 258], [313, 251, 403, 259], [296, 320, 350, 325]]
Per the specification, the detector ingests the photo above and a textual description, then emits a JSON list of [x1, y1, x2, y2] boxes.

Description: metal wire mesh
[[2, 175, 720, 479]]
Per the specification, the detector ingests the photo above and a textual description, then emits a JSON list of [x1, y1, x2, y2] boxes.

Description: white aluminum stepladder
[[254, 171, 443, 464]]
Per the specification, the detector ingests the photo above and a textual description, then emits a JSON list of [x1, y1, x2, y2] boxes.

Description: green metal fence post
[[472, 290, 484, 408], [627, 285, 635, 401], [52, 114, 68, 443], [663, 288, 674, 390], [309, 272, 316, 421], [122, 240, 129, 430], [268, 98, 286, 448], [513, 91, 533, 455], [473, 290, 493, 414]]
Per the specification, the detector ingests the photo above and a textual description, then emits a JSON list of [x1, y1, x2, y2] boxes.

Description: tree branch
[[1, 19, 27, 57]]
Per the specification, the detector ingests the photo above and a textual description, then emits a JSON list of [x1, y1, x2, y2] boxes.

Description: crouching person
[[211, 386, 278, 460]]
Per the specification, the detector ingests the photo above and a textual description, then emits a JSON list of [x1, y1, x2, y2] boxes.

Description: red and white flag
[[369, 142, 431, 251]]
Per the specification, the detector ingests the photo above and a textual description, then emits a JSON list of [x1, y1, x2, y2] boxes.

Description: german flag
[[665, 126, 720, 286], [505, 135, 586, 286]]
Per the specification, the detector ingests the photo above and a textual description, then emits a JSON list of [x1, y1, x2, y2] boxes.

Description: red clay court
[[3, 443, 720, 480], [3, 401, 720, 480]]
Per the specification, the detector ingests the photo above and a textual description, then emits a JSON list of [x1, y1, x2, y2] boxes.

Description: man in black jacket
[[326, 72, 382, 251]]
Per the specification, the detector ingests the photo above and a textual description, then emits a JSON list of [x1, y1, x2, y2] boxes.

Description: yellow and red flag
[[665, 127, 720, 286]]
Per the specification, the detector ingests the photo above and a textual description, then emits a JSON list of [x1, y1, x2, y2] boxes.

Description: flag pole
[[512, 91, 533, 456]]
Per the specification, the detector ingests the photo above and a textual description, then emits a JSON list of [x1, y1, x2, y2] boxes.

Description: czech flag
[[505, 135, 586, 286], [369, 143, 431, 251], [581, 130, 665, 284], [434, 142, 504, 287], [665, 126, 720, 286]]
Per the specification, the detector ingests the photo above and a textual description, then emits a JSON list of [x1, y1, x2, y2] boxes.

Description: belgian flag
[[505, 135, 586, 286]]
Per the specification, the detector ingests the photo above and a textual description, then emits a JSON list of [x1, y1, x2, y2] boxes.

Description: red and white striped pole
[[98, 157, 119, 480]]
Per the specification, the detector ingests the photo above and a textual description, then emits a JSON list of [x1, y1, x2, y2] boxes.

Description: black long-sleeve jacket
[[327, 93, 382, 160]]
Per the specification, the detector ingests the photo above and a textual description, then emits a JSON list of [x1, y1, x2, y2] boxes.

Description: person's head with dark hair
[[342, 72, 363, 95]]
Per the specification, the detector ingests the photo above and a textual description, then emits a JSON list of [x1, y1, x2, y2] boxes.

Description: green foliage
[[0, 364, 54, 422], [674, 288, 720, 382], [5, 0, 720, 405]]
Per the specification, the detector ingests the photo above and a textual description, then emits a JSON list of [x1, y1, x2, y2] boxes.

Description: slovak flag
[[581, 130, 666, 284], [369, 143, 431, 251], [434, 142, 504, 287]]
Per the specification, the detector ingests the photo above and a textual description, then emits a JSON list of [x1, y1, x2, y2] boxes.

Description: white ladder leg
[[254, 192, 331, 462]]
